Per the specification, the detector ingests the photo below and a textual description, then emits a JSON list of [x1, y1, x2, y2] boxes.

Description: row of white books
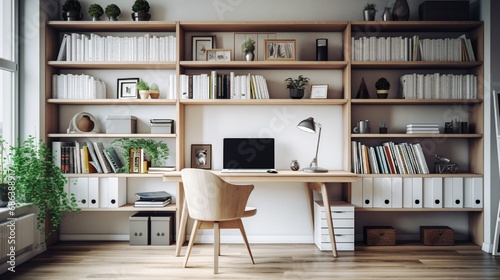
[[52, 74, 106, 99], [351, 35, 475, 62], [406, 123, 440, 134], [400, 73, 477, 100], [352, 141, 429, 175], [57, 33, 177, 62], [179, 71, 270, 100]]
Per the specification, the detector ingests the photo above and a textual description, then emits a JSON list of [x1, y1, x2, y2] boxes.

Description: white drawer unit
[[314, 201, 355, 251]]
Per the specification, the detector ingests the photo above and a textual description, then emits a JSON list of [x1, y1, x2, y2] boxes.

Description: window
[[0, 0, 17, 143]]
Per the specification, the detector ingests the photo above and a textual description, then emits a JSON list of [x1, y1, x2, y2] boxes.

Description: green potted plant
[[375, 77, 390, 99], [62, 0, 82, 21], [7, 136, 79, 232], [105, 4, 121, 21], [88, 4, 104, 21], [137, 81, 150, 99], [241, 38, 256, 61], [110, 138, 169, 173], [363, 3, 376, 21], [284, 75, 310, 99], [149, 83, 160, 99], [131, 0, 152, 21]]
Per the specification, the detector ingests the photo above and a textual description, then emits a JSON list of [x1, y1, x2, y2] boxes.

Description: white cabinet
[[314, 201, 355, 251]]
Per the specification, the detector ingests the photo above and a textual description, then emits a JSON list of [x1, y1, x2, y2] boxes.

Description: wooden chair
[[180, 168, 257, 274]]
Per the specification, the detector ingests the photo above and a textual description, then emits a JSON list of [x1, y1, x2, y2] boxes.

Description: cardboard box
[[419, 1, 469, 21], [363, 226, 396, 246], [150, 213, 174, 245], [129, 213, 150, 245], [106, 115, 137, 134], [420, 226, 454, 245]]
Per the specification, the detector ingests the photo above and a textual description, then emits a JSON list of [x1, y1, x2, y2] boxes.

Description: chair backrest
[[181, 168, 254, 221]]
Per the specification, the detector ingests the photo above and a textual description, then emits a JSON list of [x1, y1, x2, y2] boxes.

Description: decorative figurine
[[434, 154, 459, 173]]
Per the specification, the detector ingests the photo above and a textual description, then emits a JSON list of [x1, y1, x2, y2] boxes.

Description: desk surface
[[162, 170, 357, 183]]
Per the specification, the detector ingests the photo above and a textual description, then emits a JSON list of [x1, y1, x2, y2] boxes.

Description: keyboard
[[220, 169, 275, 173]]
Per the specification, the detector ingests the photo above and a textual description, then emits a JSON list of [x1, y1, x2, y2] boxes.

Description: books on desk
[[134, 191, 172, 208]]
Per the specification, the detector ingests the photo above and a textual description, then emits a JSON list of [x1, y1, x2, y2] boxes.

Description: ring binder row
[[351, 176, 483, 209], [65, 177, 127, 208]]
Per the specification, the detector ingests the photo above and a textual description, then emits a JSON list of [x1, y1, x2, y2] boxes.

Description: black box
[[419, 1, 469, 21]]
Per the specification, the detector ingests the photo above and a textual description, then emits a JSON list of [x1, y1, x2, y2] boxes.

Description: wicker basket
[[363, 226, 396, 246], [420, 226, 454, 246]]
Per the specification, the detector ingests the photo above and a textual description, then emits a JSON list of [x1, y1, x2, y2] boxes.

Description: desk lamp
[[297, 117, 328, 173]]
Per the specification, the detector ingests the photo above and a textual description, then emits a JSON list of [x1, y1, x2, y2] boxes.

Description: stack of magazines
[[134, 191, 172, 208]]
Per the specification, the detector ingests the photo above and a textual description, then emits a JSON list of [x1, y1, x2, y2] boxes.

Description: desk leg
[[320, 183, 338, 258], [176, 198, 188, 257]]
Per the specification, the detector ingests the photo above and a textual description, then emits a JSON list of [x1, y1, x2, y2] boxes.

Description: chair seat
[[243, 206, 257, 218]]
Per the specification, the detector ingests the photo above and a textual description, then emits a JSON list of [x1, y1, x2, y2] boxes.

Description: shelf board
[[47, 99, 177, 105], [351, 99, 482, 105], [180, 61, 347, 70], [350, 21, 483, 32], [351, 133, 482, 138], [179, 99, 348, 105], [179, 21, 348, 32], [63, 173, 172, 178], [356, 207, 482, 212], [48, 133, 176, 138], [47, 61, 176, 69], [351, 61, 482, 69], [47, 21, 177, 32], [78, 203, 177, 212]]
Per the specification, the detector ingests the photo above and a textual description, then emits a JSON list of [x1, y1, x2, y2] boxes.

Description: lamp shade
[[297, 117, 316, 133]]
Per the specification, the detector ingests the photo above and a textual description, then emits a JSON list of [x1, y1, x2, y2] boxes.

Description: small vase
[[139, 90, 150, 99], [131, 12, 151, 21], [289, 89, 304, 99], [245, 51, 255, 61], [290, 160, 300, 171], [382, 8, 392, 21], [376, 90, 389, 99], [92, 16, 101, 21], [363, 10, 376, 21], [63, 12, 82, 21], [149, 91, 160, 99], [392, 0, 410, 21]]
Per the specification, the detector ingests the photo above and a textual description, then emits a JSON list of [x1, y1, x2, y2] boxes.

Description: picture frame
[[310, 84, 329, 99], [191, 144, 212, 169], [264, 39, 296, 61], [206, 49, 232, 62], [192, 36, 216, 61], [117, 78, 140, 99]]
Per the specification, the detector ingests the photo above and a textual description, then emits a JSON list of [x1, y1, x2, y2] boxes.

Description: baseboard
[[60, 234, 130, 241], [482, 242, 493, 253]]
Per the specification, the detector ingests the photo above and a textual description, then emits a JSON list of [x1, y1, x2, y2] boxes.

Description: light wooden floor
[[2, 242, 500, 279]]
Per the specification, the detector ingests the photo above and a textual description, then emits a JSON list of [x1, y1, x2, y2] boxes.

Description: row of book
[[351, 35, 475, 62], [134, 191, 172, 208], [400, 73, 477, 100], [352, 141, 430, 175], [179, 71, 270, 100], [406, 123, 440, 134], [57, 33, 177, 62], [52, 74, 106, 99]]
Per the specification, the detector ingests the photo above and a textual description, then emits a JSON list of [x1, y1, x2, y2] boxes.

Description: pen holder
[[379, 127, 388, 134]]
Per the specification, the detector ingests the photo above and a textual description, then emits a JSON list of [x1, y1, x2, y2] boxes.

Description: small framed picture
[[191, 144, 212, 169], [310, 84, 329, 99], [206, 49, 232, 62], [117, 78, 140, 99], [264, 39, 296, 61], [192, 36, 216, 61]]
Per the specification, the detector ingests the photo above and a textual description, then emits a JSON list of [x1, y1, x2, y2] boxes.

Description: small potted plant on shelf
[[375, 77, 390, 99], [241, 38, 256, 61], [284, 75, 310, 99], [88, 4, 104, 21], [131, 0, 152, 21], [62, 0, 82, 21], [137, 81, 150, 99], [149, 83, 160, 99], [105, 4, 121, 21], [363, 3, 376, 21]]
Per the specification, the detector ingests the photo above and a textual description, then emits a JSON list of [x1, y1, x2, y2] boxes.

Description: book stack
[[147, 166, 176, 174], [406, 123, 440, 134], [134, 191, 172, 208], [52, 74, 106, 99]]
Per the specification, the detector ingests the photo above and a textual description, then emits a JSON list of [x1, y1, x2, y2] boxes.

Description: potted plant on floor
[[131, 0, 152, 21], [7, 136, 79, 233], [105, 4, 121, 21], [285, 75, 310, 99], [88, 4, 104, 21], [137, 81, 150, 99], [62, 0, 82, 21], [363, 3, 376, 21], [241, 38, 256, 61], [375, 77, 390, 99]]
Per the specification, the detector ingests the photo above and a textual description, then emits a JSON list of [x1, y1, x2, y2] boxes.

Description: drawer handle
[[335, 234, 343, 237], [333, 211, 343, 213]]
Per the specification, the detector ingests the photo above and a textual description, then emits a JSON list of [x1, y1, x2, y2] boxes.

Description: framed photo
[[310, 84, 329, 99], [191, 144, 212, 169], [264, 39, 296, 61], [117, 78, 139, 99], [206, 49, 232, 62], [192, 36, 216, 61]]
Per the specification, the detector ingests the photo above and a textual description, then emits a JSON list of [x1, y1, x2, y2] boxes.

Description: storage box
[[420, 226, 454, 246], [129, 213, 150, 245], [363, 226, 396, 246], [106, 115, 137, 134], [150, 119, 174, 134], [419, 1, 469, 21], [150, 213, 174, 245]]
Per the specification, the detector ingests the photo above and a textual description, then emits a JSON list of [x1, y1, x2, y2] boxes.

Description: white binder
[[99, 177, 109, 208], [391, 177, 403, 208], [412, 177, 423, 208], [351, 178, 363, 207], [444, 177, 464, 208], [69, 177, 89, 208], [373, 178, 392, 207], [464, 177, 483, 208], [403, 177, 413, 208], [88, 177, 99, 208], [108, 177, 126, 208], [362, 177, 373, 208], [423, 177, 443, 208]]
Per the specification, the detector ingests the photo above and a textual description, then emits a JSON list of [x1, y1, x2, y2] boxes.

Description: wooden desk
[[163, 170, 357, 258]]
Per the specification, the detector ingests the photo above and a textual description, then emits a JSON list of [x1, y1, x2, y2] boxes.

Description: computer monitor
[[223, 138, 275, 170]]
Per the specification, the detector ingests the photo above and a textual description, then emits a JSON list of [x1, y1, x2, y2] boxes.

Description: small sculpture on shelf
[[62, 0, 82, 21], [132, 0, 151, 21], [105, 4, 121, 21], [149, 83, 160, 99], [284, 75, 310, 99], [355, 77, 370, 99], [241, 38, 256, 61], [434, 154, 459, 174], [88, 4, 104, 21], [375, 77, 390, 99]]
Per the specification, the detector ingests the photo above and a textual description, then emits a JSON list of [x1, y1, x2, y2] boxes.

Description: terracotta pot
[[149, 90, 160, 99]]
